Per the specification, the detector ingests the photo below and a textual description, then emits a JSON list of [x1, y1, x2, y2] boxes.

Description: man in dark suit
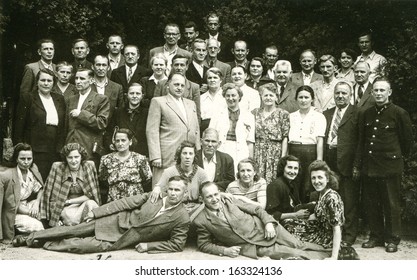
[[71, 39, 93, 73], [66, 69, 110, 165], [194, 182, 329, 259], [354, 77, 413, 253], [291, 49, 323, 87], [196, 128, 234, 191], [106, 34, 125, 78], [203, 38, 231, 85], [110, 45, 152, 97], [323, 81, 359, 246], [180, 21, 199, 53], [20, 38, 56, 96], [352, 61, 375, 111], [227, 40, 250, 72], [148, 23, 192, 74], [13, 176, 190, 254], [203, 12, 232, 62], [91, 55, 124, 120], [263, 44, 279, 80], [186, 39, 209, 93], [274, 60, 299, 113]]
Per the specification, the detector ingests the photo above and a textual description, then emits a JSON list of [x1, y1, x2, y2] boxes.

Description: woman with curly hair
[[283, 160, 344, 260], [40, 143, 100, 227], [149, 141, 209, 215]]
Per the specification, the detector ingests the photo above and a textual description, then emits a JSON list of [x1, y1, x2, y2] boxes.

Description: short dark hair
[[231, 65, 247, 74], [37, 38, 55, 49], [12, 143, 32, 166], [75, 68, 94, 78], [113, 128, 134, 141], [276, 155, 301, 178], [168, 175, 188, 186], [372, 76, 391, 87], [339, 48, 357, 61], [199, 181, 219, 196], [184, 21, 198, 31], [296, 85, 315, 100], [172, 54, 189, 64], [72, 38, 89, 48], [36, 68, 57, 85], [174, 141, 198, 165], [124, 44, 140, 56]]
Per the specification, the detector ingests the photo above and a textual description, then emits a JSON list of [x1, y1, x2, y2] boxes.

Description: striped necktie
[[331, 108, 342, 140], [127, 67, 133, 83]]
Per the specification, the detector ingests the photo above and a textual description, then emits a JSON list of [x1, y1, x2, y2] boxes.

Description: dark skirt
[[288, 143, 317, 203]]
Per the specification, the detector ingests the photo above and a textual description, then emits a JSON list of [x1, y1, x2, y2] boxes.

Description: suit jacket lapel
[[214, 151, 222, 181], [32, 93, 46, 112], [165, 95, 188, 125], [12, 168, 21, 207], [339, 105, 353, 127], [81, 91, 94, 110]]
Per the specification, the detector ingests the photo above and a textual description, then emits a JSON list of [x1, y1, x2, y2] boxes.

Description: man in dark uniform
[[354, 77, 413, 253]]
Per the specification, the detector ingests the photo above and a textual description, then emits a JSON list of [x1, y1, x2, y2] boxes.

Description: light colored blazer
[[92, 193, 190, 252], [146, 95, 200, 168], [209, 108, 255, 156], [0, 165, 43, 240]]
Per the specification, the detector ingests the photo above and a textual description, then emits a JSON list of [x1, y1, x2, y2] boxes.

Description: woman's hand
[[149, 186, 162, 203], [84, 211, 95, 223], [152, 159, 162, 168], [29, 201, 40, 218], [64, 199, 72, 206], [264, 222, 276, 240], [308, 213, 317, 221], [295, 209, 310, 220]]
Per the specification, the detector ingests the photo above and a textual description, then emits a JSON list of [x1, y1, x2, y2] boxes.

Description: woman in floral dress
[[283, 160, 344, 260], [252, 83, 290, 184], [99, 128, 152, 203]]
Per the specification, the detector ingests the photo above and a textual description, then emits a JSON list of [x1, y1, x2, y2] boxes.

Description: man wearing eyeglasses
[[149, 23, 192, 75]]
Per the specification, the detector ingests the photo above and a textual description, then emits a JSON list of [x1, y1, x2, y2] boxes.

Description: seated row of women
[[1, 138, 343, 258]]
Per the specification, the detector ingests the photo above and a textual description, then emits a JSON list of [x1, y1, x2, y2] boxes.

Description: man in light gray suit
[[147, 74, 200, 186], [20, 39, 56, 96]]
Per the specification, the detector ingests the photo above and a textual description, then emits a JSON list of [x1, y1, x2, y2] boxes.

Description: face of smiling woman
[[311, 170, 329, 193]]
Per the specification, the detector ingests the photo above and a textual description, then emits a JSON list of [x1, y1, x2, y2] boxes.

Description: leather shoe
[[362, 239, 384, 248], [385, 243, 398, 253], [12, 235, 27, 247]]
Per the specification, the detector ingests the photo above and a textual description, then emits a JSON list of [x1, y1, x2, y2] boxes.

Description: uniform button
[[376, 119, 379, 122], [369, 151, 372, 154], [370, 142, 374, 145], [372, 135, 375, 138], [393, 155, 397, 158], [374, 127, 377, 130]]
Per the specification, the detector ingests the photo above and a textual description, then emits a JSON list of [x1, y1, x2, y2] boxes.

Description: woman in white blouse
[[209, 83, 255, 173], [200, 67, 228, 134], [287, 85, 326, 203], [14, 68, 67, 180]]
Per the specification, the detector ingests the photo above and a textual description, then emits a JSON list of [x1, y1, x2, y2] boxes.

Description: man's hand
[[135, 243, 148, 253], [223, 246, 241, 258], [220, 192, 234, 203], [84, 211, 95, 223], [69, 109, 81, 118], [264, 223, 276, 239]]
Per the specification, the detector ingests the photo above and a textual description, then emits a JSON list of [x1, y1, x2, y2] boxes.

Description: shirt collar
[[163, 44, 178, 55], [108, 54, 121, 63], [149, 74, 167, 83], [64, 164, 85, 182], [203, 152, 217, 164]]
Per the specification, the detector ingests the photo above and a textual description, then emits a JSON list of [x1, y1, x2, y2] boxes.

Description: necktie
[[127, 67, 133, 83], [280, 86, 285, 98], [216, 209, 226, 221], [357, 85, 364, 103], [209, 60, 214, 68], [331, 108, 342, 141]]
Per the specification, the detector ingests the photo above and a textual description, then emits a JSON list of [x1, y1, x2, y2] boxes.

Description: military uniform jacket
[[354, 102, 413, 177]]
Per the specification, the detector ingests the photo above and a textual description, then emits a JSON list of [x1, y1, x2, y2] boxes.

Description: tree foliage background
[[1, 0, 417, 220]]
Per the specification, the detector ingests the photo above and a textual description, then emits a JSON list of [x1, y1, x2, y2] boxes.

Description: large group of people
[[0, 12, 413, 260]]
